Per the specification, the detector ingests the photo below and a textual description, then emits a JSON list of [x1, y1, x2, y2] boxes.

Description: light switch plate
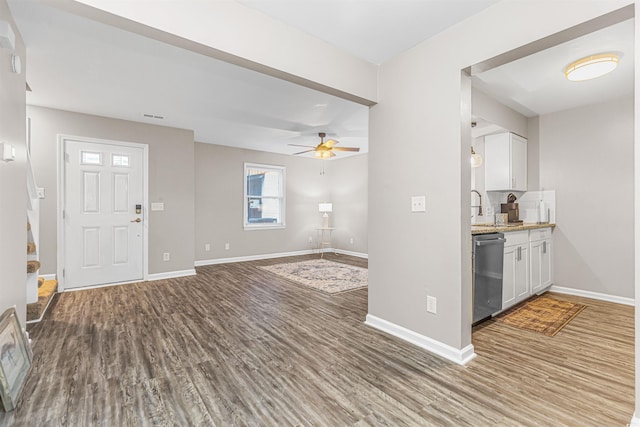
[[427, 296, 437, 314], [37, 188, 45, 199], [151, 202, 165, 211], [411, 195, 426, 212]]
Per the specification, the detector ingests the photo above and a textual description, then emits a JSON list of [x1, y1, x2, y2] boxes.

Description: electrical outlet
[[224, 243, 230, 250], [349, 237, 354, 244], [411, 195, 426, 212], [205, 243, 211, 251], [308, 236, 313, 243], [163, 252, 170, 261], [37, 187, 45, 199], [427, 296, 437, 314]]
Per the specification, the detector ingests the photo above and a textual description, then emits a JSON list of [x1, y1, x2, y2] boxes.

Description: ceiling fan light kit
[[564, 53, 619, 82], [290, 132, 360, 159]]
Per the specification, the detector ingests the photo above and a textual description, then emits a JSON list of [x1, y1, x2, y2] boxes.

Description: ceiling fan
[[289, 132, 360, 159]]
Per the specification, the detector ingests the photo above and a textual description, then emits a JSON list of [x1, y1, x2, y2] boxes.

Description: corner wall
[[27, 106, 195, 276], [0, 0, 27, 324], [328, 154, 368, 255]]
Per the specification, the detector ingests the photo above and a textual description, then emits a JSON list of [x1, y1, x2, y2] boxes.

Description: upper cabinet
[[484, 132, 527, 191]]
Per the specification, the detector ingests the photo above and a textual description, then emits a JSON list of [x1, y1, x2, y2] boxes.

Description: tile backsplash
[[518, 190, 556, 223], [472, 190, 556, 224]]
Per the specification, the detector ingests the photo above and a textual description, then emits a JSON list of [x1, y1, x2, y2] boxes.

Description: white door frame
[[57, 134, 149, 291]]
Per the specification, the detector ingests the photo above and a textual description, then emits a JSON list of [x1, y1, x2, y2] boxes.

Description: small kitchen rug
[[259, 259, 367, 294], [495, 295, 586, 337]]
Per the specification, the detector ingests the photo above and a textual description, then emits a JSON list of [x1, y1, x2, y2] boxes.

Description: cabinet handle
[[543, 241, 547, 254], [512, 177, 515, 188], [517, 246, 521, 261]]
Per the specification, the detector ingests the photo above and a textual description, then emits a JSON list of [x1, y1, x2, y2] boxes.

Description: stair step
[[38, 277, 44, 288], [27, 242, 36, 254], [27, 260, 41, 274], [27, 279, 58, 322]]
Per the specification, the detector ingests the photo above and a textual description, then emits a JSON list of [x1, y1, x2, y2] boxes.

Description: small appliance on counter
[[501, 193, 523, 224]]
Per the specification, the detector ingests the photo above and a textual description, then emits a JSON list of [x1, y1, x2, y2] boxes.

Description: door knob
[[131, 218, 142, 223]]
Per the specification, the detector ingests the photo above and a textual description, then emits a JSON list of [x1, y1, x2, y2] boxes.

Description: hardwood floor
[[1, 254, 634, 426]]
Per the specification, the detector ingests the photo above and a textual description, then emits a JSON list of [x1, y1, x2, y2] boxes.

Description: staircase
[[26, 150, 57, 323]]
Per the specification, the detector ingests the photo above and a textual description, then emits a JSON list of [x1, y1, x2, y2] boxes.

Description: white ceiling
[[237, 0, 498, 64], [472, 18, 635, 118], [7, 1, 635, 157]]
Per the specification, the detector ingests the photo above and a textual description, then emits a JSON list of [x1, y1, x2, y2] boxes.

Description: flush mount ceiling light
[[564, 53, 619, 82]]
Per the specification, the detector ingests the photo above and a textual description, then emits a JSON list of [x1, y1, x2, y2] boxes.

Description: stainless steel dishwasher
[[473, 233, 505, 324]]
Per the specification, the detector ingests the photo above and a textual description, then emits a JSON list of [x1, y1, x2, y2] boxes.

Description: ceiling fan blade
[[329, 151, 336, 157], [324, 139, 339, 148], [293, 149, 315, 155], [331, 147, 360, 152], [288, 144, 316, 148]]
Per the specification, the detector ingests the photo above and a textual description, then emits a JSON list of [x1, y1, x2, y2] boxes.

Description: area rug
[[495, 295, 586, 337], [259, 259, 367, 294]]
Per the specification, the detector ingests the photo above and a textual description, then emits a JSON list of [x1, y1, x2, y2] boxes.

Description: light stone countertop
[[471, 222, 555, 235]]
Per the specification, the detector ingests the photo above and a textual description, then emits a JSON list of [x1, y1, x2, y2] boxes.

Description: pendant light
[[565, 53, 619, 82], [470, 146, 482, 168]]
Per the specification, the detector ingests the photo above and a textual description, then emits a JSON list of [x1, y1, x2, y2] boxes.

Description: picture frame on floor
[[0, 307, 33, 412]]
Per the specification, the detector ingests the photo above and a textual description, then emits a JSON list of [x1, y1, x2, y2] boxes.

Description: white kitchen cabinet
[[484, 132, 527, 191], [530, 229, 553, 294], [502, 231, 530, 309]]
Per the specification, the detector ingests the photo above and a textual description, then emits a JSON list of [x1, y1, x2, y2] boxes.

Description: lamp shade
[[318, 203, 333, 213]]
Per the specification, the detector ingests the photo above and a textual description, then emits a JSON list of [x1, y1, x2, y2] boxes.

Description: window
[[81, 151, 102, 165], [244, 163, 285, 229], [112, 154, 130, 167]]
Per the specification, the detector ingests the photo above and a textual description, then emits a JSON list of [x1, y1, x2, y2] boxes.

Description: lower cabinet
[[502, 231, 530, 309], [530, 229, 553, 294], [500, 227, 553, 312]]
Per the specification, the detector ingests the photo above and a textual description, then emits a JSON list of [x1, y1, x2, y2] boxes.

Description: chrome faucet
[[471, 190, 483, 216]]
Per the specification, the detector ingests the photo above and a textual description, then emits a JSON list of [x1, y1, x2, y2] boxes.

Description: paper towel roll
[[538, 201, 547, 223]]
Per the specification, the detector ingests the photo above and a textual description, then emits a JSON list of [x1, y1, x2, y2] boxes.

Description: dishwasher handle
[[475, 238, 506, 246]]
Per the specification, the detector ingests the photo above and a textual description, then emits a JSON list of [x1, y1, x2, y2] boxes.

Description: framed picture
[[0, 307, 33, 412]]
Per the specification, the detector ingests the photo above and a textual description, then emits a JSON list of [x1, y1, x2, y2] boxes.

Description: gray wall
[[368, 1, 628, 351], [538, 96, 634, 299], [0, 0, 27, 324], [28, 106, 195, 276], [194, 143, 368, 261], [330, 154, 368, 255]]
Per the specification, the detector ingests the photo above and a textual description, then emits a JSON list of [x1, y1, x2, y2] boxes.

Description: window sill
[[243, 224, 286, 231]]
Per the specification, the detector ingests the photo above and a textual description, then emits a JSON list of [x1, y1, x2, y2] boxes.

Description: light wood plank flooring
[[1, 254, 634, 426]]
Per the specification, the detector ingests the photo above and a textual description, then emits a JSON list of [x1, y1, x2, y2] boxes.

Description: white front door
[[63, 139, 145, 289]]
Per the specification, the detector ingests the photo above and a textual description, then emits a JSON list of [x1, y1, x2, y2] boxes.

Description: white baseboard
[[195, 248, 369, 267], [333, 249, 369, 259], [62, 269, 196, 292], [630, 413, 640, 427], [365, 314, 476, 365], [195, 249, 317, 266], [146, 269, 197, 281], [549, 285, 634, 306], [40, 273, 57, 281]]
